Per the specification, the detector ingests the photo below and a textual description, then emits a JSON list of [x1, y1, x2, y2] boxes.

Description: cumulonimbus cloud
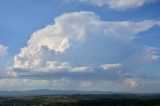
[[2, 11, 159, 91], [12, 11, 160, 74]]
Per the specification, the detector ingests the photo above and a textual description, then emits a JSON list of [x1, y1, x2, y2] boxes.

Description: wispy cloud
[[0, 45, 8, 56], [145, 47, 160, 61], [80, 0, 158, 11], [100, 63, 122, 70]]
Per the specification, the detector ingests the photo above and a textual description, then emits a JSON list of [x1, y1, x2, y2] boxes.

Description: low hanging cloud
[[81, 81, 94, 88], [123, 78, 139, 88], [0, 45, 8, 56], [80, 0, 158, 11], [0, 77, 125, 91]]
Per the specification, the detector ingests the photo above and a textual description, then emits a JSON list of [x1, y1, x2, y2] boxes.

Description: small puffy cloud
[[124, 79, 139, 88], [100, 63, 122, 70], [80, 0, 157, 11], [81, 81, 93, 88], [145, 47, 160, 61], [0, 45, 8, 56]]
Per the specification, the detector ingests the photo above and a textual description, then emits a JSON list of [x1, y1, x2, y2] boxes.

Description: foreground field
[[0, 94, 160, 106]]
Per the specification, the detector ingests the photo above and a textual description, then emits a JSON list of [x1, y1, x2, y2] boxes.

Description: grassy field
[[0, 94, 160, 106]]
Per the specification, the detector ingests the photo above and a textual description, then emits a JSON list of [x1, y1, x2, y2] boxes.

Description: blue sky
[[0, 0, 160, 93]]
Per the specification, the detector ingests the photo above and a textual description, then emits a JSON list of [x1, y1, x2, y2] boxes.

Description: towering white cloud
[[0, 45, 8, 56], [80, 0, 157, 11], [8, 11, 159, 91], [13, 11, 160, 74]]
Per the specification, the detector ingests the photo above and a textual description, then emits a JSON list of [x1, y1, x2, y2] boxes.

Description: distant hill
[[0, 89, 117, 96], [0, 94, 160, 106]]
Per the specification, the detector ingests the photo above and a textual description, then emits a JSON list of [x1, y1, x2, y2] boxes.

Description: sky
[[0, 0, 160, 93]]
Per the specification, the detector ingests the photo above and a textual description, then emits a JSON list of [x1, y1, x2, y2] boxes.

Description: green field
[[0, 94, 160, 106]]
